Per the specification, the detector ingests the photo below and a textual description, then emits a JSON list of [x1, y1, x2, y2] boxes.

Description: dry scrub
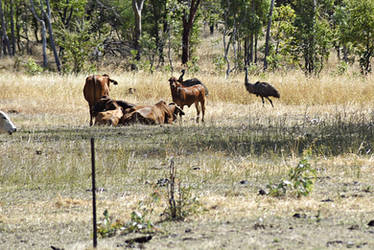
[[1, 70, 374, 249]]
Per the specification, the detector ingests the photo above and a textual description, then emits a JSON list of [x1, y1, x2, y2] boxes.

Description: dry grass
[[1, 58, 374, 248]]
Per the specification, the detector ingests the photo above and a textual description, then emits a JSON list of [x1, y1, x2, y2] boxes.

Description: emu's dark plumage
[[177, 69, 209, 96], [244, 67, 280, 107]]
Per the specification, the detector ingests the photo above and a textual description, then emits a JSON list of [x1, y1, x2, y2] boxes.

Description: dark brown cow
[[93, 96, 135, 117], [168, 76, 206, 123], [83, 74, 118, 126], [122, 100, 184, 125]]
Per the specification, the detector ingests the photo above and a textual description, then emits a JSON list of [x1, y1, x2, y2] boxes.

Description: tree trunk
[[150, 0, 165, 67], [0, 0, 11, 56], [132, 0, 145, 70], [264, 0, 275, 71], [42, 0, 61, 72], [10, 0, 16, 56], [181, 0, 201, 65], [254, 33, 258, 64], [30, 0, 48, 68]]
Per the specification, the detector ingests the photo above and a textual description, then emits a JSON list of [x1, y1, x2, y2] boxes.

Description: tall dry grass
[[1, 69, 373, 117]]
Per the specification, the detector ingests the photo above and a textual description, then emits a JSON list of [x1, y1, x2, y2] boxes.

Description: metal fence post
[[91, 137, 97, 248]]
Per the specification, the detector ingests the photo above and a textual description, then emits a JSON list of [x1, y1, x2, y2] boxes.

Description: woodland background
[[0, 0, 373, 76]]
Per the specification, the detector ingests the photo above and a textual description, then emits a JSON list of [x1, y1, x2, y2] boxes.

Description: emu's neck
[[244, 68, 255, 93]]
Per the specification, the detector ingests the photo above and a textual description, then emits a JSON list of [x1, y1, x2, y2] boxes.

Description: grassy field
[[1, 68, 374, 249]]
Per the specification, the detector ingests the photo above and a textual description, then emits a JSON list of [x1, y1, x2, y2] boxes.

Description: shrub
[[267, 151, 317, 198]]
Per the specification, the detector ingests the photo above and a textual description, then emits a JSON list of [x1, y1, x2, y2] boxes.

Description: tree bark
[[132, 0, 145, 69], [264, 0, 275, 71], [42, 0, 61, 72], [30, 0, 48, 68], [10, 0, 16, 56], [0, 0, 11, 56], [181, 0, 201, 65]]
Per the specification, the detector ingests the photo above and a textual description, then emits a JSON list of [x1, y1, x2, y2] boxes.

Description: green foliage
[[335, 61, 348, 75], [97, 209, 123, 238], [270, 5, 298, 69], [342, 0, 374, 74], [25, 58, 44, 75], [267, 151, 317, 198], [292, 0, 333, 75], [97, 204, 156, 238], [55, 20, 102, 74], [186, 56, 200, 73], [212, 55, 225, 73]]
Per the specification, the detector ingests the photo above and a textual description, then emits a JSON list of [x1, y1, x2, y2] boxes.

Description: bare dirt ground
[[1, 162, 374, 250]]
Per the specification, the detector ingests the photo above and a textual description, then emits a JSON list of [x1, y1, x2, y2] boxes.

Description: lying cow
[[0, 111, 17, 134], [122, 100, 184, 125], [95, 107, 123, 126], [93, 96, 135, 117]]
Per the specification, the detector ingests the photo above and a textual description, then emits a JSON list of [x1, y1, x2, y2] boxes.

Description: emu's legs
[[266, 97, 274, 107]]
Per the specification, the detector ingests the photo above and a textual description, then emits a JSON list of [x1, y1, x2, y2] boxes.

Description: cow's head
[[168, 77, 180, 89], [0, 111, 17, 135], [168, 103, 185, 121]]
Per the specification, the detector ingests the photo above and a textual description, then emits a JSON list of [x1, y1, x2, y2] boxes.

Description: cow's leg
[[178, 106, 184, 124], [261, 97, 265, 106], [194, 101, 200, 123], [89, 106, 94, 126], [200, 99, 205, 123]]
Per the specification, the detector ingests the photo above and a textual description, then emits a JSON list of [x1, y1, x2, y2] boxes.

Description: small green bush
[[267, 152, 317, 197], [25, 58, 44, 75]]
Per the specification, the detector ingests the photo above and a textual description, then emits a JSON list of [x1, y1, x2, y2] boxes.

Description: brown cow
[[168, 76, 206, 123], [83, 74, 118, 126], [122, 100, 184, 125], [93, 96, 135, 117], [95, 107, 123, 126]]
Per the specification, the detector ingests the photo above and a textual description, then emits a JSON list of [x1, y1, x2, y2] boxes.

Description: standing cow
[[83, 74, 118, 126]]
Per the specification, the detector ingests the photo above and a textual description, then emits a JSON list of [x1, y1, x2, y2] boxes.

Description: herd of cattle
[[0, 70, 280, 134], [83, 72, 209, 127]]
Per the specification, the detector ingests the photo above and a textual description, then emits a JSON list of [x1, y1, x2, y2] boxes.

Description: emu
[[178, 69, 209, 96], [244, 67, 280, 107]]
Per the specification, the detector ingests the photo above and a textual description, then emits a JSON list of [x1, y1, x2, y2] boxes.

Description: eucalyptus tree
[[132, 0, 145, 66], [0, 0, 11, 56], [180, 0, 202, 65], [268, 4, 296, 69], [342, 0, 374, 74], [221, 0, 268, 69], [263, 0, 275, 71], [142, 0, 167, 68], [292, 0, 333, 75], [29, 0, 48, 68], [29, 0, 61, 72]]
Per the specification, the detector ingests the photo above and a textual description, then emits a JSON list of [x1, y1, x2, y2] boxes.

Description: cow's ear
[[110, 79, 118, 85]]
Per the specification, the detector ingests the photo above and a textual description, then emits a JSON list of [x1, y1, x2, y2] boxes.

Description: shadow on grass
[[6, 118, 374, 158]]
